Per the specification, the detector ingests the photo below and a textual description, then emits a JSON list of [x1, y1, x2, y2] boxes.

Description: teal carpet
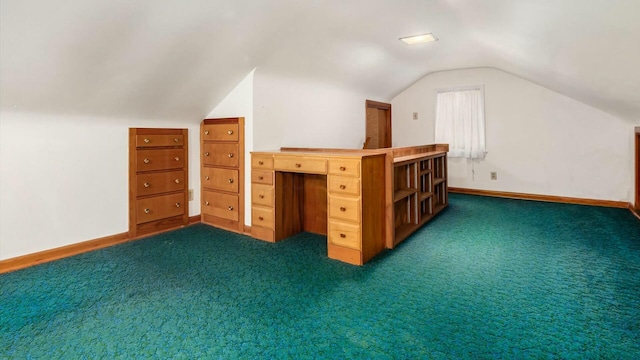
[[2, 194, 639, 359]]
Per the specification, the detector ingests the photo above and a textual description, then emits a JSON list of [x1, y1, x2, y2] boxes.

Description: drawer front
[[328, 220, 361, 250], [202, 191, 239, 221], [202, 167, 239, 193], [274, 156, 327, 174], [252, 206, 274, 230], [251, 169, 273, 185], [202, 123, 239, 141], [328, 176, 360, 196], [136, 193, 185, 224], [328, 195, 360, 222], [252, 184, 274, 207], [252, 154, 274, 170], [328, 158, 361, 177], [137, 170, 185, 196], [137, 149, 185, 172], [203, 143, 239, 167], [136, 134, 184, 148]]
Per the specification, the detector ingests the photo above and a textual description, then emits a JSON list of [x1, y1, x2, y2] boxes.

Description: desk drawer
[[203, 143, 239, 167], [252, 154, 274, 170], [136, 193, 185, 224], [274, 156, 327, 174], [136, 170, 185, 197], [328, 195, 360, 222], [328, 176, 360, 196], [251, 169, 273, 185], [252, 184, 274, 207], [328, 158, 360, 177], [202, 167, 239, 193], [202, 191, 239, 221], [202, 123, 239, 141], [252, 206, 274, 230], [136, 134, 184, 148], [328, 220, 361, 250], [136, 149, 185, 172]]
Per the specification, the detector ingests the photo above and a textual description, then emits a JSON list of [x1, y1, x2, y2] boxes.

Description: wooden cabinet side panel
[[361, 156, 386, 263]]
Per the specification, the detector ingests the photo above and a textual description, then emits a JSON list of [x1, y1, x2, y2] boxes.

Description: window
[[434, 86, 486, 159]]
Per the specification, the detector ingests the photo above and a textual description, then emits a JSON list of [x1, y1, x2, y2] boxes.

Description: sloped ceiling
[[1, 0, 638, 122]]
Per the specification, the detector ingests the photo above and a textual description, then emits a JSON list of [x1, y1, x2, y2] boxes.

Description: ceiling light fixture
[[399, 33, 438, 45]]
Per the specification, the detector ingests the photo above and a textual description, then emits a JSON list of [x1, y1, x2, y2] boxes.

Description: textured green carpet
[[2, 194, 639, 359]]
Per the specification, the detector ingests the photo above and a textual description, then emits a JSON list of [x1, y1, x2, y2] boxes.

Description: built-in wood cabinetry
[[200, 118, 245, 233], [129, 128, 189, 237]]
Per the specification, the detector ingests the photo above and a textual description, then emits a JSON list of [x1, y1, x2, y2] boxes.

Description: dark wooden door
[[365, 100, 391, 149]]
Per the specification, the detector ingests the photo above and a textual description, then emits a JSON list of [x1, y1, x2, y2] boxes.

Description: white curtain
[[435, 88, 486, 159]]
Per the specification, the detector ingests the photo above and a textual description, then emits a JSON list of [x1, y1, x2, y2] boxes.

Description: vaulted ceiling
[[1, 0, 638, 122]]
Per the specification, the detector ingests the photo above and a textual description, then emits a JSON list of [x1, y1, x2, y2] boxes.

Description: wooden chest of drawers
[[129, 128, 189, 237], [200, 118, 245, 233]]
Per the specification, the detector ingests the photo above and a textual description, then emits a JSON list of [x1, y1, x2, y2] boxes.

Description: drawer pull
[[144, 138, 150, 143], [205, 176, 210, 180], [258, 161, 264, 165], [174, 157, 180, 161], [144, 208, 150, 214], [340, 207, 346, 212], [175, 202, 181, 208], [228, 206, 234, 211], [340, 166, 346, 171], [227, 130, 234, 135], [143, 158, 150, 164], [259, 195, 264, 199], [340, 233, 346, 238], [258, 176, 264, 180], [143, 182, 150, 188], [228, 178, 234, 183], [258, 216, 264, 221], [295, 163, 301, 168], [205, 201, 209, 206], [228, 153, 234, 158], [174, 138, 179, 143], [174, 179, 180, 184], [204, 130, 209, 135], [339, 185, 346, 190], [204, 152, 210, 156]]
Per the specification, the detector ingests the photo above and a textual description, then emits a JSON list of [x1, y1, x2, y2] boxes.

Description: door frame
[[365, 100, 392, 148], [635, 127, 640, 211]]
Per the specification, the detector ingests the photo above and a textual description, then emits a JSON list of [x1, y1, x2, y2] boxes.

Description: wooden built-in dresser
[[200, 118, 245, 233], [128, 128, 189, 237]]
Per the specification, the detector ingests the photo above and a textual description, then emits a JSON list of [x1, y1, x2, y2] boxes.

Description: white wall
[[253, 70, 377, 151], [0, 111, 201, 260], [206, 69, 255, 226], [392, 67, 635, 202]]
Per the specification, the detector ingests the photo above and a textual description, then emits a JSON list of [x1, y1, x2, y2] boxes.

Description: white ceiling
[[1, 0, 639, 122]]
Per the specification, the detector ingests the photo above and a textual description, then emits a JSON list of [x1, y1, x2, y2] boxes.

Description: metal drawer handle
[[295, 163, 301, 168], [204, 152, 210, 156], [205, 176, 210, 180], [143, 158, 150, 164], [339, 185, 346, 190], [258, 161, 264, 165], [259, 195, 264, 199], [144, 138, 150, 143], [174, 157, 180, 161], [227, 130, 234, 135], [175, 179, 180, 184], [204, 130, 209, 135], [340, 207, 346, 212], [228, 179, 234, 183], [258, 216, 264, 221], [340, 233, 346, 238], [228, 206, 234, 211], [174, 138, 179, 143], [205, 201, 209, 206], [175, 202, 180, 208], [340, 166, 346, 171], [143, 182, 150, 188], [144, 208, 150, 214], [228, 153, 234, 158]]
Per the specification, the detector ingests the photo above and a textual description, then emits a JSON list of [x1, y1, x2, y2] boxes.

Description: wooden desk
[[250, 144, 448, 265]]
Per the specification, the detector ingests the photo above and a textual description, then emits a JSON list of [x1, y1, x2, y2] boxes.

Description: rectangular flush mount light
[[399, 33, 438, 45]]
